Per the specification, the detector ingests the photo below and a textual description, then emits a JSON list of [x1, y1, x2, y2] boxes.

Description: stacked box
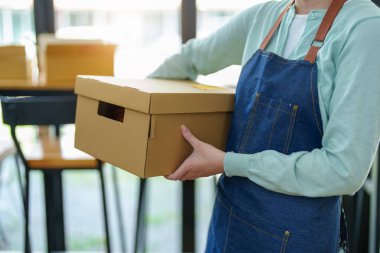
[[44, 44, 116, 86], [0, 45, 31, 80]]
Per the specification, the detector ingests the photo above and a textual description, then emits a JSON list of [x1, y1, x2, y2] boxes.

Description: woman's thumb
[[181, 125, 199, 148]]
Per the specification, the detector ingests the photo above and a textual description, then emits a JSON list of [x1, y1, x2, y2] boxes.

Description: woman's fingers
[[166, 157, 191, 180], [181, 125, 200, 148], [165, 126, 202, 181]]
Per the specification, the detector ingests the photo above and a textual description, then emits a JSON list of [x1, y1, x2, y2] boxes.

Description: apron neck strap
[[304, 0, 346, 63], [259, 0, 346, 64], [259, 0, 295, 50]]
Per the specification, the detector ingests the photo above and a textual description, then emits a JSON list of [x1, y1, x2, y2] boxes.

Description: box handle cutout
[[98, 101, 125, 123]]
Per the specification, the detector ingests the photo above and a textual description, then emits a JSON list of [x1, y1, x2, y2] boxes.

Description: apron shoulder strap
[[304, 0, 346, 63], [260, 0, 295, 50]]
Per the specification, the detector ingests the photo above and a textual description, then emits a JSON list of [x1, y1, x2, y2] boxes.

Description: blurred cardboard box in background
[[74, 76, 235, 178], [38, 34, 116, 87], [0, 45, 31, 81]]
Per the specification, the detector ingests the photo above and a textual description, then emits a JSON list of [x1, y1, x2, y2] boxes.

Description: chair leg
[[98, 163, 111, 253], [44, 170, 65, 253], [134, 178, 147, 253], [0, 160, 6, 246], [111, 166, 127, 253], [24, 169, 31, 253], [353, 189, 364, 253], [375, 162, 380, 253], [13, 155, 31, 253], [14, 155, 26, 209]]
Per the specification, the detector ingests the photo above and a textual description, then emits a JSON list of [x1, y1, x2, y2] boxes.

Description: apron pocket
[[225, 207, 290, 253], [239, 92, 298, 154]]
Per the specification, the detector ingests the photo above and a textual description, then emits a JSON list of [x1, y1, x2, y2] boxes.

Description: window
[[197, 0, 267, 38], [0, 0, 34, 44], [196, 0, 268, 85], [53, 0, 182, 78], [0, 0, 35, 142]]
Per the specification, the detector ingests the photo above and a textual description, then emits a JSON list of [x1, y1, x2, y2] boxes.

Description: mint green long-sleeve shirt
[[149, 0, 380, 197]]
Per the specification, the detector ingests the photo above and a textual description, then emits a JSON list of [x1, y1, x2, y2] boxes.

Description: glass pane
[[197, 0, 269, 37], [196, 0, 269, 85], [53, 0, 182, 78], [0, 0, 36, 161], [0, 0, 34, 44]]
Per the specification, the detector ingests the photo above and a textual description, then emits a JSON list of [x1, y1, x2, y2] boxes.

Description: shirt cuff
[[223, 152, 250, 178]]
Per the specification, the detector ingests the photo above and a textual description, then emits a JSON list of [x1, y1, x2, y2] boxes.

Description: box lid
[[75, 76, 235, 114], [0, 45, 26, 56]]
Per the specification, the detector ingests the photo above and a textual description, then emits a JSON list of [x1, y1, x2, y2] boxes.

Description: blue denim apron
[[205, 0, 349, 252]]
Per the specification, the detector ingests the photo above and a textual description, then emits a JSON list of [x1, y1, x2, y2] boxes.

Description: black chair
[[1, 95, 111, 253]]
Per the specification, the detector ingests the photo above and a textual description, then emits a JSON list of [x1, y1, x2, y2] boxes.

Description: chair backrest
[[0, 95, 96, 169], [1, 95, 77, 127]]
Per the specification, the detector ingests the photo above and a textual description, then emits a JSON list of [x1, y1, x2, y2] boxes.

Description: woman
[[149, 0, 380, 252]]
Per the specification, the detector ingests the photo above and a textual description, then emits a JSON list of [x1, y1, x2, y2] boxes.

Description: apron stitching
[[239, 93, 260, 153], [278, 58, 307, 65], [216, 195, 230, 211], [284, 105, 298, 154], [258, 51, 270, 59], [267, 99, 282, 149], [261, 51, 311, 66], [310, 66, 323, 137], [280, 231, 290, 253], [282, 107, 296, 154], [282, 119, 292, 153], [256, 102, 293, 114], [230, 212, 284, 241], [260, 51, 309, 66], [223, 207, 233, 253]]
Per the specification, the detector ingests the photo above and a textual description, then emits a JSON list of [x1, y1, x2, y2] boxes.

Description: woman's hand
[[165, 125, 225, 181]]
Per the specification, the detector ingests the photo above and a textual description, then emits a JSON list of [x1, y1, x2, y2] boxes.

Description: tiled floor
[[0, 152, 216, 252]]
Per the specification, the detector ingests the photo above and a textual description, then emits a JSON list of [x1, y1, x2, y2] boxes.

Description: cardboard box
[[43, 43, 115, 87], [74, 76, 235, 178], [37, 34, 103, 73], [0, 45, 31, 80]]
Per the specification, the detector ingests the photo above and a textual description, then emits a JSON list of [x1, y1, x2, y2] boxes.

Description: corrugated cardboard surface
[[145, 113, 231, 177], [45, 44, 115, 86], [75, 76, 152, 113], [75, 96, 150, 178], [74, 76, 235, 178]]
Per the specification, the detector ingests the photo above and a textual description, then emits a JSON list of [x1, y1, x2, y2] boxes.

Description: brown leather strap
[[305, 0, 346, 63], [260, 0, 295, 50]]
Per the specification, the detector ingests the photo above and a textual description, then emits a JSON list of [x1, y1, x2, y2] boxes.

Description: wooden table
[[0, 80, 196, 253], [0, 80, 74, 96]]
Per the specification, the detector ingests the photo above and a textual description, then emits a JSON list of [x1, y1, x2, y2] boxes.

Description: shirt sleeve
[[148, 6, 256, 80], [224, 18, 380, 197]]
